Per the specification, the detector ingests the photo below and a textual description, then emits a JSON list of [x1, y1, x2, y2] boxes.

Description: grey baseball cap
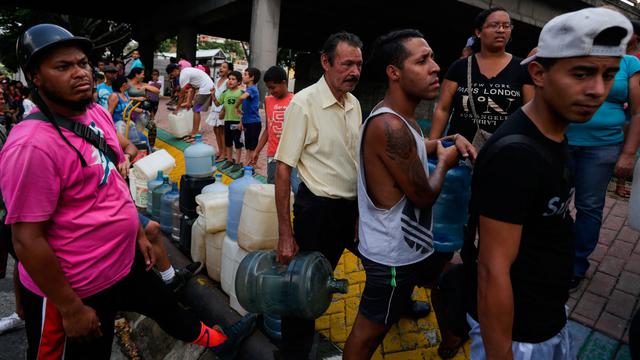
[[521, 7, 632, 65]]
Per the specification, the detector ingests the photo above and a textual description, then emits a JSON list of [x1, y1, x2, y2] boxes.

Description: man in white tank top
[[343, 30, 476, 360]]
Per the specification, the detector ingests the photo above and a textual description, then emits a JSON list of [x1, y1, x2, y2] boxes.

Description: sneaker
[[166, 262, 202, 293], [569, 276, 584, 293], [210, 314, 257, 360], [0, 313, 25, 335], [185, 261, 204, 276], [403, 300, 431, 319], [220, 161, 235, 170]]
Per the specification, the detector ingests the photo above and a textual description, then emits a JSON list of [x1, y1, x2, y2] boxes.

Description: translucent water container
[[202, 173, 228, 194], [237, 184, 292, 252], [115, 120, 141, 143], [227, 167, 261, 241], [184, 134, 216, 178], [195, 192, 228, 234], [146, 171, 164, 214], [171, 199, 181, 242], [167, 109, 198, 138], [629, 158, 640, 230], [427, 156, 472, 252], [221, 234, 249, 315], [235, 251, 348, 319], [263, 314, 281, 342], [179, 174, 215, 217], [151, 176, 172, 220], [205, 230, 225, 282], [132, 149, 175, 181], [128, 171, 148, 209], [160, 183, 180, 234]]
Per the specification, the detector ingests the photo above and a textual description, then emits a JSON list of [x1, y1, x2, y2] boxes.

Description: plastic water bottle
[[184, 134, 216, 177], [171, 199, 182, 241], [152, 176, 172, 219], [235, 251, 348, 319], [427, 142, 472, 252], [147, 170, 164, 213], [179, 174, 215, 217], [202, 173, 228, 194], [227, 166, 261, 241], [160, 183, 180, 234]]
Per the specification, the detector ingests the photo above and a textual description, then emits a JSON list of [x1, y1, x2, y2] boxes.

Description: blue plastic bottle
[[146, 170, 164, 215], [427, 143, 472, 252], [227, 166, 260, 241], [184, 134, 215, 177], [152, 176, 172, 220], [160, 183, 180, 234], [202, 173, 228, 194]]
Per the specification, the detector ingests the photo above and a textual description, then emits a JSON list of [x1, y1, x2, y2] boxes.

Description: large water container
[[128, 170, 148, 209], [227, 167, 261, 241], [191, 216, 207, 264], [171, 199, 181, 242], [179, 214, 197, 254], [235, 251, 348, 319], [152, 176, 172, 220], [160, 183, 180, 234], [205, 230, 226, 282], [184, 134, 216, 178], [180, 174, 215, 217], [147, 171, 164, 214], [202, 173, 228, 194], [167, 109, 199, 138], [427, 157, 472, 252], [221, 234, 249, 315], [115, 120, 141, 143], [132, 149, 175, 181], [629, 158, 640, 230], [196, 192, 228, 233], [262, 314, 281, 342], [237, 184, 292, 252]]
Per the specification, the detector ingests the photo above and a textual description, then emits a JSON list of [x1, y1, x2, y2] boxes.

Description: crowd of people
[[0, 5, 640, 360]]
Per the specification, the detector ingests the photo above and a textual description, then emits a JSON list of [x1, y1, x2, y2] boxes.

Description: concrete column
[[249, 0, 281, 101], [137, 37, 156, 81], [177, 25, 198, 66]]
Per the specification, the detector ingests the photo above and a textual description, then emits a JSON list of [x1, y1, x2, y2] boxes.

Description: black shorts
[[243, 122, 261, 150], [359, 251, 453, 325], [224, 121, 243, 149]]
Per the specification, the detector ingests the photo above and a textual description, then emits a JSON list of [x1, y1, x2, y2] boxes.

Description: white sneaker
[[0, 313, 25, 334]]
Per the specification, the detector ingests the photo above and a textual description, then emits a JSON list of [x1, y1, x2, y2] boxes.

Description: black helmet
[[17, 24, 93, 76]]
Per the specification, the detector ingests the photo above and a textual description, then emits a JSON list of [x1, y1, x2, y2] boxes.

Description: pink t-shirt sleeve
[[2, 143, 60, 224]]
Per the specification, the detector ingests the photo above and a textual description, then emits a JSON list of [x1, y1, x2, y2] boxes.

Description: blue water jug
[[227, 166, 260, 241], [152, 176, 172, 220], [160, 183, 180, 234], [235, 251, 348, 319], [147, 170, 164, 214], [184, 134, 215, 177], [263, 313, 281, 342], [202, 173, 228, 194], [427, 146, 472, 252]]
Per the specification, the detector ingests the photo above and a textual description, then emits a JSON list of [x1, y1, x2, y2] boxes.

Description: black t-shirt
[[444, 55, 532, 141], [468, 109, 575, 343]]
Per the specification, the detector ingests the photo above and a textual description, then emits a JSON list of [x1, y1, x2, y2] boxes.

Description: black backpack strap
[[23, 112, 119, 166], [461, 134, 555, 264]]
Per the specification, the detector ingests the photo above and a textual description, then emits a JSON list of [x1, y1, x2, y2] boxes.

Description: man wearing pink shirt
[[2, 24, 255, 360]]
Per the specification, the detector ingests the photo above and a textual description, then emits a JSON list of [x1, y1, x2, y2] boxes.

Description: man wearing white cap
[[464, 7, 632, 359]]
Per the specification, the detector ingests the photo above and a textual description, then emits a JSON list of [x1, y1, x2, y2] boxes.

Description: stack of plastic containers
[[221, 166, 260, 315]]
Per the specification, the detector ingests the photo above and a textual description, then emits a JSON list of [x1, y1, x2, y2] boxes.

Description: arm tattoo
[[384, 122, 413, 160], [383, 121, 428, 195]]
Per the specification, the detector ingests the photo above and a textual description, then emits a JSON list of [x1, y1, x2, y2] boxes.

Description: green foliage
[[157, 37, 176, 53]]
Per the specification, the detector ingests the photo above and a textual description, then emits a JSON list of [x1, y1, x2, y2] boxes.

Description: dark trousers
[[22, 252, 202, 360], [281, 183, 358, 360]]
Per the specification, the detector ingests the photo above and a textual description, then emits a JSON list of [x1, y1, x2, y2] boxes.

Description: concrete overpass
[[8, 0, 640, 111]]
